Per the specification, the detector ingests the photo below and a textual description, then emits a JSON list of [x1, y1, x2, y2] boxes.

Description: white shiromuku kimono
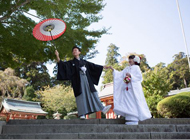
[[113, 65, 151, 121]]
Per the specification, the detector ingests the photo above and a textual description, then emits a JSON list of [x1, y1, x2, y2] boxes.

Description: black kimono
[[57, 57, 105, 116], [57, 57, 103, 97]]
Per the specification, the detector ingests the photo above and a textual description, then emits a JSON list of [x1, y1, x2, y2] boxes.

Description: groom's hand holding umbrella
[[55, 50, 60, 62]]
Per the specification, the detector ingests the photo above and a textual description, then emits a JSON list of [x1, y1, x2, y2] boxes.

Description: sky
[[31, 0, 190, 92], [88, 0, 190, 66]]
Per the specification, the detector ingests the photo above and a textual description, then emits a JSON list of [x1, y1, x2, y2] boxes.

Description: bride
[[109, 55, 151, 125]]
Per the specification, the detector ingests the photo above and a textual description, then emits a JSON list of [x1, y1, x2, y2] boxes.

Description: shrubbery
[[64, 115, 78, 120], [157, 92, 190, 118], [23, 86, 36, 101]]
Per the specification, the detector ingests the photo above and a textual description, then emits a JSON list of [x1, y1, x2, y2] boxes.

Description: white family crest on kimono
[[80, 65, 87, 74], [113, 65, 151, 121]]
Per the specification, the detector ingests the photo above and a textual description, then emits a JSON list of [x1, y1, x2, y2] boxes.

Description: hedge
[[157, 92, 190, 118]]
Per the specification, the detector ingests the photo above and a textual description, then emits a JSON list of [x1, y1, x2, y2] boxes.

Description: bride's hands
[[126, 73, 131, 77], [109, 66, 114, 71], [103, 66, 109, 69], [103, 66, 114, 71]]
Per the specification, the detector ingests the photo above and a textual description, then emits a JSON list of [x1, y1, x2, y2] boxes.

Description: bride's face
[[129, 59, 135, 65]]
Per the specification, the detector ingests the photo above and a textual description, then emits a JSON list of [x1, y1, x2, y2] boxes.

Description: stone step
[[2, 119, 190, 139], [7, 118, 190, 125], [140, 118, 190, 124], [2, 124, 186, 134], [1, 132, 190, 139], [7, 119, 125, 125]]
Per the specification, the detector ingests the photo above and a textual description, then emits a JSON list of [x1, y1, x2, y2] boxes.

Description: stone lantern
[[53, 111, 62, 119]]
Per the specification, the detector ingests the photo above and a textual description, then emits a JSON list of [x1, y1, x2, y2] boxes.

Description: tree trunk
[[184, 78, 187, 88]]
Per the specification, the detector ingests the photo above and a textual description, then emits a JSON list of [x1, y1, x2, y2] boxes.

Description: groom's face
[[72, 48, 81, 57]]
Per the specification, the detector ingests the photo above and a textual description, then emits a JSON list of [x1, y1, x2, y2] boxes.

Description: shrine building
[[0, 98, 48, 122], [86, 83, 116, 119]]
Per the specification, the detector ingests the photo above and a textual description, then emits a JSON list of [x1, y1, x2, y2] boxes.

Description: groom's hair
[[72, 45, 81, 52]]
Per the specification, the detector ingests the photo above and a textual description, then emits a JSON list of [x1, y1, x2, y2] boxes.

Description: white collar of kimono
[[75, 57, 80, 60]]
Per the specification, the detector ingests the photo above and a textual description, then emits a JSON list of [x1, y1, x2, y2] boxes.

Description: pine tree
[[105, 43, 120, 65], [102, 43, 120, 84]]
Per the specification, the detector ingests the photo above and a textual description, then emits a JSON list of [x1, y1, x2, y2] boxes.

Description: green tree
[[142, 63, 172, 117], [143, 63, 172, 97], [146, 94, 163, 118], [35, 85, 77, 119], [102, 43, 120, 84], [0, 0, 108, 68], [23, 86, 36, 101], [105, 43, 120, 65], [167, 52, 190, 89], [14, 62, 51, 90]]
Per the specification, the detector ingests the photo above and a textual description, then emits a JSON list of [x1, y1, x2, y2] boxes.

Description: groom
[[55, 45, 111, 119]]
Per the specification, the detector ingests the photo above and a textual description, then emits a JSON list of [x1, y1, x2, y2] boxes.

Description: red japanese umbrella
[[33, 18, 66, 48]]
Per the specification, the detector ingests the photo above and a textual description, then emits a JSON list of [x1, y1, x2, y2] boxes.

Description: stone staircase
[[0, 118, 190, 139]]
